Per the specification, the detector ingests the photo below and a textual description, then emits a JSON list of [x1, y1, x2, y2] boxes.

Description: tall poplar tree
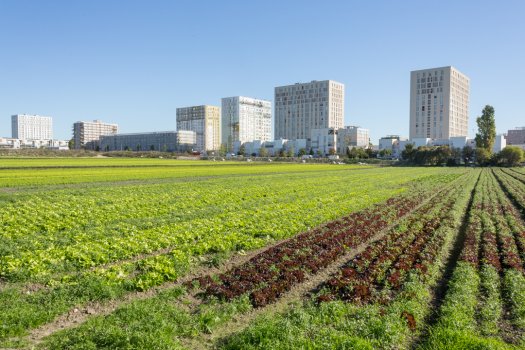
[[475, 105, 496, 153]]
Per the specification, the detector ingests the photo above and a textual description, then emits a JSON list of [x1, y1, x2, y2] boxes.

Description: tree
[[348, 147, 368, 159], [259, 147, 269, 157], [379, 149, 392, 158], [238, 144, 245, 156], [475, 147, 490, 166], [287, 147, 295, 157], [328, 148, 336, 155], [298, 148, 307, 157], [497, 146, 524, 167], [68, 138, 75, 150], [475, 105, 496, 153], [401, 143, 416, 162], [219, 144, 227, 156], [462, 145, 475, 164], [309, 148, 314, 156]]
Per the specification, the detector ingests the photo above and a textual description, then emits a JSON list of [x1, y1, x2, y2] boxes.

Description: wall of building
[[176, 105, 220, 152], [100, 131, 196, 152], [274, 80, 344, 141], [73, 120, 118, 149], [410, 66, 469, 140], [507, 128, 525, 145], [221, 96, 272, 152], [11, 114, 53, 140]]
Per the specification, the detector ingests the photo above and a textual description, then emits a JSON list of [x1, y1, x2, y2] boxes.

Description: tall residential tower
[[176, 105, 220, 152], [221, 96, 272, 152], [410, 66, 470, 140], [11, 114, 53, 140], [274, 80, 344, 141], [73, 120, 118, 149]]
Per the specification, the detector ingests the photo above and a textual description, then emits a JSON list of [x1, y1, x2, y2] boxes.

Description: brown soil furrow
[[20, 242, 275, 348]]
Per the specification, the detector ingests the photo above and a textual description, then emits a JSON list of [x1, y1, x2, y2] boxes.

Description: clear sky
[[1, 0, 523, 143]]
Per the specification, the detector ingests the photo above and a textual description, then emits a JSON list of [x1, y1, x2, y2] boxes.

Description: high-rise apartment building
[[410, 66, 470, 140], [11, 114, 53, 140], [274, 80, 344, 141], [73, 120, 118, 149], [221, 96, 272, 152], [176, 105, 220, 152]]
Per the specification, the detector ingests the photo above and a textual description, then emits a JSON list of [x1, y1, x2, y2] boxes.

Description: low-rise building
[[0, 137, 68, 150], [336, 126, 369, 154], [311, 128, 337, 155], [100, 131, 196, 152], [379, 135, 408, 158]]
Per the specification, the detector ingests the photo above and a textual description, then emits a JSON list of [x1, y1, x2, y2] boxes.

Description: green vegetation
[[1, 159, 524, 349], [0, 159, 458, 346]]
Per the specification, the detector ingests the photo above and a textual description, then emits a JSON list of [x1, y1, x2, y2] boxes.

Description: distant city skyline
[[1, 0, 524, 143]]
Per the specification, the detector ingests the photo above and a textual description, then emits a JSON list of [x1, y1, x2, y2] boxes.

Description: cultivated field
[[0, 159, 524, 349]]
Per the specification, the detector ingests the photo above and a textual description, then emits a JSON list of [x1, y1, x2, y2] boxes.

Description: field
[[0, 159, 524, 349]]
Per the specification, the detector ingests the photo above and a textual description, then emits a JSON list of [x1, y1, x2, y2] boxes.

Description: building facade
[[310, 128, 338, 156], [337, 126, 369, 154], [507, 127, 525, 145], [274, 80, 344, 141], [221, 96, 272, 152], [11, 114, 53, 140], [410, 66, 470, 140], [73, 120, 118, 149], [176, 105, 220, 152], [100, 131, 196, 152]]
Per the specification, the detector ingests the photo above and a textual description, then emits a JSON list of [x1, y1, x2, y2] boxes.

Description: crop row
[[317, 175, 465, 304], [424, 169, 525, 347], [2, 168, 422, 282], [189, 176, 462, 308], [0, 168, 463, 342]]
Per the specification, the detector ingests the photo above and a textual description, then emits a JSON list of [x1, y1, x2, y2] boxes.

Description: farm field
[[0, 159, 523, 349]]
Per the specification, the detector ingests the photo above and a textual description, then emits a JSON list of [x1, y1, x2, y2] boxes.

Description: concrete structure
[[221, 96, 272, 152], [379, 135, 408, 158], [507, 127, 525, 145], [0, 137, 68, 150], [311, 128, 338, 156], [176, 105, 220, 152], [259, 139, 287, 156], [410, 66, 470, 140], [274, 80, 344, 141], [100, 131, 196, 152], [493, 134, 507, 153], [337, 126, 369, 154], [233, 138, 307, 157], [11, 114, 53, 140], [73, 120, 118, 150]]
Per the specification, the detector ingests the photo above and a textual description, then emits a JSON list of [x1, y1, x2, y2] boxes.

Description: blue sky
[[0, 0, 523, 143]]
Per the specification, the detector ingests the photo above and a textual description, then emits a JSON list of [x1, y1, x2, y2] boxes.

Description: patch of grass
[[41, 288, 252, 350]]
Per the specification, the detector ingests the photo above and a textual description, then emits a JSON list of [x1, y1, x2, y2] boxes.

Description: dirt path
[[21, 241, 279, 348]]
